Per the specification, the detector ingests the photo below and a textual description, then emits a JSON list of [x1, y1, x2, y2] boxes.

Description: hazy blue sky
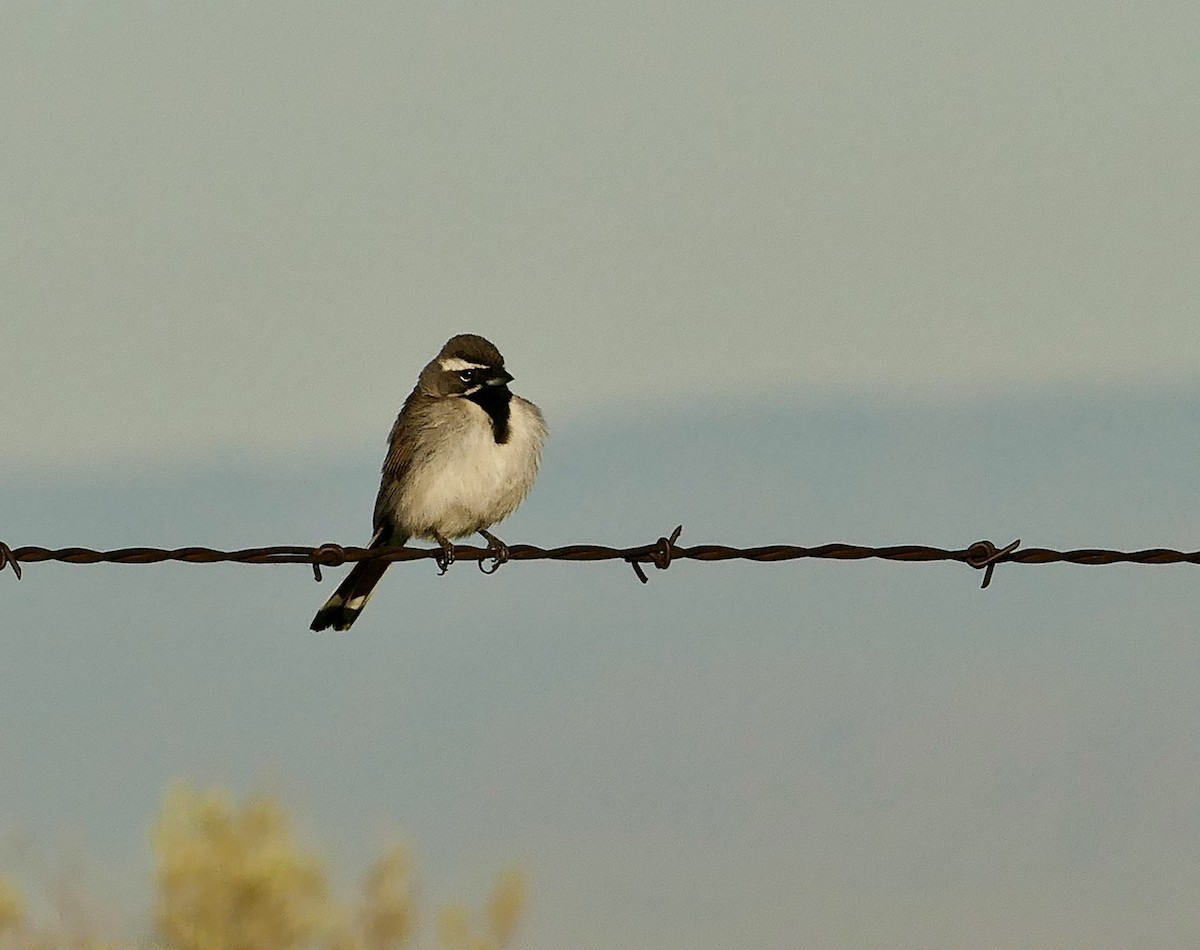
[[3, 2, 1200, 948], [3, 0, 1199, 466]]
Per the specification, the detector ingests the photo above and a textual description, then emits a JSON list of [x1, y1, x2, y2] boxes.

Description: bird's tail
[[309, 530, 402, 632]]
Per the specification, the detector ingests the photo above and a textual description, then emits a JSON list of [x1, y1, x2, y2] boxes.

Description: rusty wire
[[4, 529, 1200, 590]]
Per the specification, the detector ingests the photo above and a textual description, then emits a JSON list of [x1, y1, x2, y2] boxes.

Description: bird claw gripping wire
[[476, 529, 510, 575], [434, 534, 456, 575], [0, 542, 22, 580], [310, 543, 348, 582], [966, 538, 1020, 589], [628, 525, 684, 584]]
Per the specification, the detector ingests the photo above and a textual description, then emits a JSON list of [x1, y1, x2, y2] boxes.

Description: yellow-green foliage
[[360, 847, 415, 950], [0, 787, 524, 950], [435, 868, 524, 950], [0, 874, 27, 935], [153, 787, 328, 950]]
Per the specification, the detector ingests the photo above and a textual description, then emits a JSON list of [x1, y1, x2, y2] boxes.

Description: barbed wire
[[4, 529, 1200, 590]]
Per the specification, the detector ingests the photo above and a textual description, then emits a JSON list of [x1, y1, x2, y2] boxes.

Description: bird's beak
[[485, 368, 514, 387]]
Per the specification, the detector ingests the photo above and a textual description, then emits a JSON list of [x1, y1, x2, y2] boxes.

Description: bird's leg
[[433, 532, 455, 575], [477, 528, 509, 574]]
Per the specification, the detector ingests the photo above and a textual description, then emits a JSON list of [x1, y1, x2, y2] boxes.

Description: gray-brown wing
[[371, 386, 429, 538]]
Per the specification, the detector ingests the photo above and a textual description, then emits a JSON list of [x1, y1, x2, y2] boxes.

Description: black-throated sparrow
[[310, 334, 546, 632]]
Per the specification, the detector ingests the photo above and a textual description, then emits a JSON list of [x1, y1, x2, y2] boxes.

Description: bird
[[310, 333, 547, 632]]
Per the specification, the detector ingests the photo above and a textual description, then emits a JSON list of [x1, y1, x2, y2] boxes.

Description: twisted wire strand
[[3, 530, 1199, 589]]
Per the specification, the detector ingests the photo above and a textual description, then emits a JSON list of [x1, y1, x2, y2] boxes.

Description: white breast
[[395, 396, 547, 539]]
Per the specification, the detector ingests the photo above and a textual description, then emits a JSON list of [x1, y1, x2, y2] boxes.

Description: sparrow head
[[421, 333, 514, 397]]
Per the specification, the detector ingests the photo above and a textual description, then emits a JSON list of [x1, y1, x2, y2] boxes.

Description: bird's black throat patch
[[466, 386, 512, 443]]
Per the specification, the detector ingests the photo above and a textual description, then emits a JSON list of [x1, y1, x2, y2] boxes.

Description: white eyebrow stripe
[[439, 357, 490, 372]]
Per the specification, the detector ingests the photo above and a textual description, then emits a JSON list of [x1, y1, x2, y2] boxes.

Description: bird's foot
[[434, 533, 455, 575], [477, 529, 509, 574]]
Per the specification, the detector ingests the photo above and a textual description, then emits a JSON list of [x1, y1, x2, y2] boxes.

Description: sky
[[3, 0, 1200, 467], [3, 2, 1200, 948]]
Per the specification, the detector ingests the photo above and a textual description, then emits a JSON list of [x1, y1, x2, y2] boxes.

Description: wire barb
[[0, 542, 22, 580], [310, 543, 349, 583], [627, 525, 684, 584], [965, 538, 1021, 589]]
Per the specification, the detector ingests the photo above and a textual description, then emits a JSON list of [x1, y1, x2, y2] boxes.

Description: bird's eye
[[458, 370, 474, 382]]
